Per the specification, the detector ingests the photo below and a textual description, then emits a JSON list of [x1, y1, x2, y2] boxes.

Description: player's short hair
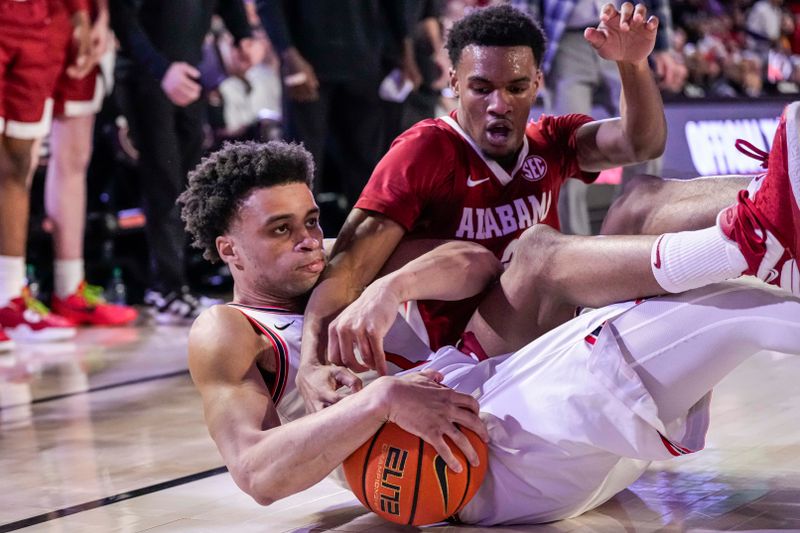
[[446, 5, 547, 68], [179, 140, 315, 262]]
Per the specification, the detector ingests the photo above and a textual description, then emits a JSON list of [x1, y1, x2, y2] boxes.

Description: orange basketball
[[343, 422, 488, 526]]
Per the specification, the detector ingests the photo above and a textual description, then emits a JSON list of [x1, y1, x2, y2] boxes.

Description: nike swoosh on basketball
[[653, 235, 665, 269], [433, 455, 449, 510], [466, 176, 491, 187], [274, 320, 295, 331]]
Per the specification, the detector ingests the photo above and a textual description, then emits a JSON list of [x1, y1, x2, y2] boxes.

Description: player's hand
[[66, 10, 93, 79], [88, 12, 111, 65], [281, 47, 320, 102], [161, 62, 202, 107], [584, 2, 658, 64], [378, 371, 489, 472], [296, 362, 363, 413], [327, 278, 400, 376]]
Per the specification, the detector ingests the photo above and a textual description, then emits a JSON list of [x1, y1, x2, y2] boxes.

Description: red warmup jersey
[[355, 111, 597, 349]]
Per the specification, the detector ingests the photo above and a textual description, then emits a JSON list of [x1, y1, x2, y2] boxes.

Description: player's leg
[[605, 281, 800, 424], [46, 106, 138, 326], [601, 174, 752, 235], [467, 102, 800, 355]]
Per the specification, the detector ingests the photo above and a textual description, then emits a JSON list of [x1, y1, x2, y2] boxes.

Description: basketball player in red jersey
[[182, 140, 800, 524], [297, 2, 670, 408], [0, 0, 92, 347], [300, 3, 794, 412]]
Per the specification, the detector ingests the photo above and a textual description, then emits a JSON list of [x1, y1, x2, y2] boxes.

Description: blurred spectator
[[110, 0, 256, 324], [256, 0, 418, 208]]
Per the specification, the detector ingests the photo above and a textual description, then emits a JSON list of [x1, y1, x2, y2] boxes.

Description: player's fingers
[[632, 3, 647, 26], [184, 63, 201, 78], [445, 424, 480, 467], [619, 2, 634, 30], [430, 435, 463, 473], [449, 390, 481, 416], [451, 407, 489, 444], [367, 330, 388, 376], [645, 15, 659, 32], [334, 367, 363, 392], [327, 326, 343, 366], [599, 3, 616, 23], [338, 329, 370, 373], [583, 27, 608, 50], [354, 331, 376, 371], [417, 369, 445, 384]]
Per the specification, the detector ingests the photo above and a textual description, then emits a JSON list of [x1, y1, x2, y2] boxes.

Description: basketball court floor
[[1, 319, 799, 532]]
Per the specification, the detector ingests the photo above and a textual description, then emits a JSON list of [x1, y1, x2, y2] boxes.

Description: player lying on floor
[[179, 137, 799, 525]]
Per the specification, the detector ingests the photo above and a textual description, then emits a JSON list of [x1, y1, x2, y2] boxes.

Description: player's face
[[224, 183, 325, 300], [451, 45, 540, 161]]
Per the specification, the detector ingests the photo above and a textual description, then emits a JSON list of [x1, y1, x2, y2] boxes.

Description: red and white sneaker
[[718, 102, 800, 295], [0, 327, 14, 352], [52, 281, 138, 326], [0, 287, 77, 342]]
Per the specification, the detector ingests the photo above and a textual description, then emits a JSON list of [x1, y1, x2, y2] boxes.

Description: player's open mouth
[[486, 123, 511, 144]]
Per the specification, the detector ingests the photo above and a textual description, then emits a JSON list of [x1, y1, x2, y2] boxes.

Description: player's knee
[[0, 146, 34, 183], [601, 174, 661, 235], [513, 224, 563, 277]]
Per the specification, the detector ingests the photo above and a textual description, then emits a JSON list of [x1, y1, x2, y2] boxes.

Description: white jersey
[[227, 304, 436, 422]]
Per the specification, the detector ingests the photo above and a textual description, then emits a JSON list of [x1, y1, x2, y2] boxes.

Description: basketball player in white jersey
[[181, 139, 799, 524]]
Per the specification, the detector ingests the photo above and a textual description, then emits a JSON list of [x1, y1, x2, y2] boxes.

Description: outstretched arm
[[328, 241, 502, 375], [189, 306, 487, 504], [575, 2, 667, 171]]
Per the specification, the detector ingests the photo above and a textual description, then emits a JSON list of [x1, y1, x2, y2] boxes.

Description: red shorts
[[0, 1, 69, 139], [53, 67, 104, 118], [51, 0, 105, 118]]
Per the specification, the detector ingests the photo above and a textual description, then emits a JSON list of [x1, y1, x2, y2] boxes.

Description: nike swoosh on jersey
[[653, 235, 665, 269], [466, 176, 491, 187], [274, 320, 295, 331], [765, 268, 779, 283]]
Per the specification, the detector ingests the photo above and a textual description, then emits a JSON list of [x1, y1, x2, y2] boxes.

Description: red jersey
[[355, 111, 597, 349]]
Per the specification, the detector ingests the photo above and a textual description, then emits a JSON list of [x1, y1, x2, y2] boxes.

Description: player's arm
[[328, 241, 502, 375], [297, 209, 406, 411], [574, 2, 667, 172], [190, 307, 487, 504]]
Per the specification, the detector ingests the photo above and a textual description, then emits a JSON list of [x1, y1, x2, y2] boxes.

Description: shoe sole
[[0, 339, 15, 352], [5, 325, 77, 342]]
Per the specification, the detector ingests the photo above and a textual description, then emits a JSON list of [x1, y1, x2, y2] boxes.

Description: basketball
[[343, 422, 488, 526]]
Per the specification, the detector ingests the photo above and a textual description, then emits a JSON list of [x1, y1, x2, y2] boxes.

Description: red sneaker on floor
[[0, 327, 14, 352], [0, 288, 76, 341], [51, 281, 138, 326], [718, 101, 800, 295]]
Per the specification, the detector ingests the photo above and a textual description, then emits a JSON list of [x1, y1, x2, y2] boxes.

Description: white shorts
[[414, 297, 710, 525]]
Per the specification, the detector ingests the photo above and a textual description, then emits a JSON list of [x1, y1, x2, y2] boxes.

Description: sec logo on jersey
[[521, 156, 547, 182]]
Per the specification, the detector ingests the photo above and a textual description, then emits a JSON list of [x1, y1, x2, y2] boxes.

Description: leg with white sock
[[45, 114, 138, 326], [607, 282, 800, 423]]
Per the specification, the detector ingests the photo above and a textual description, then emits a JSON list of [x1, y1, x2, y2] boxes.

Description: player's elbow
[[449, 241, 502, 282], [631, 123, 667, 161], [230, 457, 279, 506]]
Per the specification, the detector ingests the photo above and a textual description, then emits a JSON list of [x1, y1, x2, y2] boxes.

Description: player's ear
[[533, 69, 542, 92], [216, 235, 243, 270], [450, 68, 459, 97]]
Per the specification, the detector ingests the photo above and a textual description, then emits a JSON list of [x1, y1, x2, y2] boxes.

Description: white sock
[[651, 226, 748, 293], [54, 259, 84, 298], [0, 256, 26, 306]]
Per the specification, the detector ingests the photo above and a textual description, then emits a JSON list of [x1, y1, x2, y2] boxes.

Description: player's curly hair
[[446, 5, 546, 68], [178, 140, 315, 262]]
